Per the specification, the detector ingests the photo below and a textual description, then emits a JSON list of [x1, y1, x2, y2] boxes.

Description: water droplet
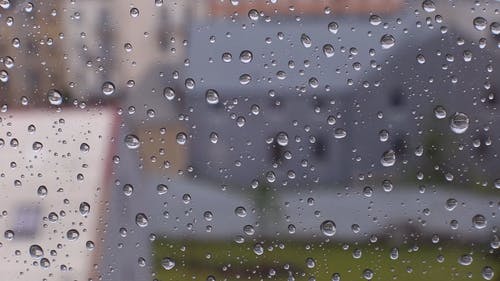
[[473, 17, 488, 31], [124, 134, 140, 149], [130, 7, 139, 18], [222, 52, 232, 63], [379, 130, 389, 142], [79, 202, 90, 216], [243, 224, 255, 235], [248, 9, 259, 21], [206, 89, 220, 105], [123, 184, 134, 196], [161, 257, 175, 270], [29, 244, 44, 258], [472, 214, 487, 229], [449, 112, 469, 134], [157, 184, 168, 195], [380, 149, 396, 167], [363, 269, 374, 280], [416, 54, 426, 64], [4, 230, 14, 240], [240, 50, 253, 63], [80, 143, 90, 152], [300, 33, 312, 48], [276, 132, 289, 146], [306, 257, 316, 268], [185, 78, 195, 90], [66, 229, 80, 241], [102, 81, 115, 96], [369, 15, 382, 25], [0, 70, 8, 83], [482, 266, 495, 280], [37, 185, 48, 197], [40, 258, 50, 268], [331, 273, 341, 281], [32, 141, 43, 151], [47, 89, 62, 105], [239, 74, 252, 85], [176, 132, 187, 145], [208, 132, 219, 144], [445, 198, 458, 211], [351, 224, 360, 233], [253, 243, 264, 255], [163, 87, 176, 100], [390, 247, 399, 260], [86, 240, 95, 250], [328, 22, 339, 34], [334, 128, 347, 139], [422, 0, 436, 12], [201, 211, 214, 222], [320, 220, 336, 237], [234, 206, 247, 217], [380, 34, 395, 49], [490, 22, 500, 35], [323, 44, 335, 57], [135, 213, 149, 227], [434, 105, 447, 119], [458, 254, 473, 266]]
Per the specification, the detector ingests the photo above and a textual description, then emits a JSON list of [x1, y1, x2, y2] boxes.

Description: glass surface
[[0, 0, 498, 280]]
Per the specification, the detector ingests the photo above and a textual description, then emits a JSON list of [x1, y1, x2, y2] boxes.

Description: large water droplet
[[102, 81, 115, 96], [79, 202, 90, 216], [124, 134, 140, 149], [380, 34, 395, 49], [449, 112, 469, 134], [422, 0, 436, 12], [240, 50, 253, 63], [66, 229, 80, 241], [482, 266, 495, 280], [161, 257, 175, 270], [300, 33, 312, 48], [276, 132, 289, 146], [380, 149, 396, 167], [328, 22, 339, 34], [29, 244, 44, 258], [320, 220, 336, 237], [47, 89, 63, 105], [135, 213, 149, 227], [473, 17, 488, 31], [472, 214, 487, 229], [206, 89, 220, 105]]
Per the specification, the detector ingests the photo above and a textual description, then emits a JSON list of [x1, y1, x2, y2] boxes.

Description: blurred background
[[0, 0, 499, 280]]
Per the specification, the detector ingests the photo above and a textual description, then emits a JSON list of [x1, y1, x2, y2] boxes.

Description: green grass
[[152, 239, 498, 281]]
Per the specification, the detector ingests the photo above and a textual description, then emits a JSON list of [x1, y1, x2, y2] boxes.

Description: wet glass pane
[[0, 0, 499, 280]]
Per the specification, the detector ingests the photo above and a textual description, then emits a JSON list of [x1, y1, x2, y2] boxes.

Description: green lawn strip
[[152, 239, 498, 281]]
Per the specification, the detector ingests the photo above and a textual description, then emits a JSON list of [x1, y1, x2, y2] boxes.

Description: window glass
[[0, 0, 498, 281]]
